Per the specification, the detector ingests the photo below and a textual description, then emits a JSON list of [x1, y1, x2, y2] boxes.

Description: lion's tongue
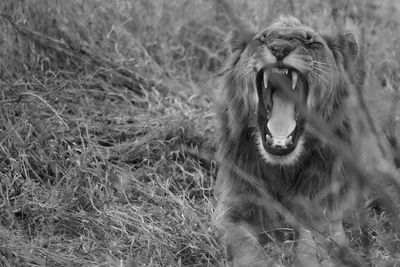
[[267, 92, 296, 138]]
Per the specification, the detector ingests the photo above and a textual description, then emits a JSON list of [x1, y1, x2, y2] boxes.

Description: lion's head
[[219, 16, 358, 165]]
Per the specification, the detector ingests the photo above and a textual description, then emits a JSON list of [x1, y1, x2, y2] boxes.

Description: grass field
[[0, 0, 399, 266]]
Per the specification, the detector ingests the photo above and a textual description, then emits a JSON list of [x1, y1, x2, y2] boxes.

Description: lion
[[213, 16, 359, 267]]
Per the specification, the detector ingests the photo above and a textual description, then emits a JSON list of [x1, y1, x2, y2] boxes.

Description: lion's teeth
[[272, 68, 288, 75], [263, 71, 268, 89], [292, 71, 298, 90]]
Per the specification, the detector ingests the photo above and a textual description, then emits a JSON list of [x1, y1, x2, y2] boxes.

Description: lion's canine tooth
[[266, 134, 273, 145], [263, 71, 268, 89], [292, 71, 298, 90], [287, 136, 293, 145]]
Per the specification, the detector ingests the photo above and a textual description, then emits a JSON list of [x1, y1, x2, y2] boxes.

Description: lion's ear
[[228, 28, 254, 53], [323, 31, 359, 68], [337, 32, 359, 61]]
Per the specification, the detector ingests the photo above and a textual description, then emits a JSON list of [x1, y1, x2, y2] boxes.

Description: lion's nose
[[268, 41, 295, 60]]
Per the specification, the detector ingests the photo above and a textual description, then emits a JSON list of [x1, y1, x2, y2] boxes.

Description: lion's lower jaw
[[255, 132, 305, 165]]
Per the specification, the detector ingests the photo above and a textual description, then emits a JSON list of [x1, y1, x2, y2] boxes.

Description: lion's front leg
[[328, 218, 348, 248], [213, 198, 284, 266], [296, 214, 348, 267], [223, 224, 275, 267], [222, 224, 285, 267], [296, 227, 329, 267]]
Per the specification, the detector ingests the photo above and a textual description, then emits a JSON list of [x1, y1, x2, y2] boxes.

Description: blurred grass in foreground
[[0, 0, 399, 266]]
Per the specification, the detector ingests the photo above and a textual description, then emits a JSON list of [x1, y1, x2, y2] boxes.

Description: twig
[[20, 92, 69, 129], [288, 0, 295, 16]]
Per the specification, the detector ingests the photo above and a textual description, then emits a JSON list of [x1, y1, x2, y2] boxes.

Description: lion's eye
[[305, 34, 323, 48], [259, 32, 268, 43], [306, 41, 323, 49]]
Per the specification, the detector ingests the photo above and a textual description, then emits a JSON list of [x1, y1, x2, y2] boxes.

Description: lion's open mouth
[[256, 67, 308, 156]]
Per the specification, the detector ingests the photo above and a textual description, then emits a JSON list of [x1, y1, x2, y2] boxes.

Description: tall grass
[[0, 0, 399, 266]]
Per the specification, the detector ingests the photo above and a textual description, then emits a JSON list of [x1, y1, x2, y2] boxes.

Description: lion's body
[[213, 16, 358, 266]]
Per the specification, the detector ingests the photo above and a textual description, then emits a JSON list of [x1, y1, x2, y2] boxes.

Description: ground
[[0, 0, 399, 266]]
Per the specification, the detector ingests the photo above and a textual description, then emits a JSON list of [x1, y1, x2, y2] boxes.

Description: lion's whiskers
[[313, 63, 338, 74], [313, 60, 336, 67], [311, 71, 330, 84], [313, 63, 339, 84], [285, 58, 312, 73], [313, 62, 335, 69], [313, 66, 334, 78]]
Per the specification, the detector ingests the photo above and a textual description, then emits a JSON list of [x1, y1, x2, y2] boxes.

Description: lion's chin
[[256, 131, 305, 165]]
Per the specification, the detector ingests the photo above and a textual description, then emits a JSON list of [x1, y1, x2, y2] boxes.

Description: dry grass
[[0, 0, 399, 266]]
